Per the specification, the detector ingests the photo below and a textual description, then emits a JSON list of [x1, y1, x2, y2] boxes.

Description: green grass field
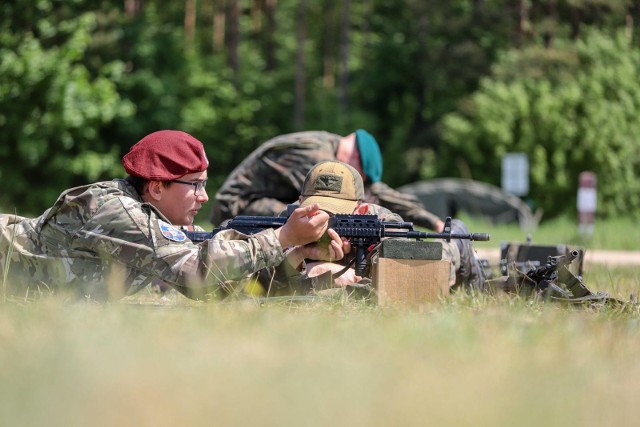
[[1, 290, 640, 427], [459, 214, 640, 251], [1, 216, 639, 427]]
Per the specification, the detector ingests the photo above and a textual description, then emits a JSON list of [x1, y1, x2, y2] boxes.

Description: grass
[[2, 211, 17, 304], [1, 292, 640, 427], [1, 216, 640, 426], [458, 213, 640, 251]]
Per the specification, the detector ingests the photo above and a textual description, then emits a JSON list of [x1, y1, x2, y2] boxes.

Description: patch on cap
[[314, 174, 343, 192], [299, 161, 365, 214]]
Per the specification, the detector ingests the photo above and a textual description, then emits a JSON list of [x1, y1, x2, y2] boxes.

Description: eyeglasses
[[172, 179, 208, 196]]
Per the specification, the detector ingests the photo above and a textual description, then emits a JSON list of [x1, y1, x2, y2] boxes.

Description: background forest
[[1, 0, 639, 220]]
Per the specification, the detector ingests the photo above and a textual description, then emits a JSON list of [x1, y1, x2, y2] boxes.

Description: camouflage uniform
[[0, 179, 286, 301], [210, 131, 442, 230]]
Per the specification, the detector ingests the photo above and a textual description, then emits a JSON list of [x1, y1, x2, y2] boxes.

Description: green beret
[[355, 129, 383, 183]]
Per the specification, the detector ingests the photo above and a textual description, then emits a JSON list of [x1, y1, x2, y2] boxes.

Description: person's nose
[[196, 188, 209, 203]]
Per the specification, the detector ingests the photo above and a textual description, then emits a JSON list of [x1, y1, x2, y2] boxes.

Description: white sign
[[501, 153, 529, 196], [577, 188, 597, 213]]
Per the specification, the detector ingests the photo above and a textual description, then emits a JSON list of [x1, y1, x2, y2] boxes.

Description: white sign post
[[501, 153, 529, 197]]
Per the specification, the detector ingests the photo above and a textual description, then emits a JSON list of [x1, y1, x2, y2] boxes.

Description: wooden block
[[372, 257, 450, 308]]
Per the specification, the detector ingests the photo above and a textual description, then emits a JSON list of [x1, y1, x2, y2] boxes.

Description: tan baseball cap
[[299, 161, 365, 214]]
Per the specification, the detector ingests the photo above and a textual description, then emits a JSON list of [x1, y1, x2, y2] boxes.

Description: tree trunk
[[517, 0, 529, 47], [213, 0, 226, 52], [184, 0, 197, 51], [322, 0, 336, 89], [293, 0, 307, 130], [625, 2, 638, 42], [125, 0, 144, 17], [544, 0, 557, 48], [265, 0, 277, 71], [569, 4, 582, 39], [252, 0, 264, 34], [362, 0, 372, 51], [202, 0, 212, 52], [338, 0, 351, 117], [410, 1, 429, 147], [227, 0, 240, 81]]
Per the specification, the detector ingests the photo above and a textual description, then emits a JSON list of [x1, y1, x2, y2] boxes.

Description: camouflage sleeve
[[366, 181, 442, 230], [241, 198, 289, 219], [86, 196, 286, 299], [211, 132, 338, 225], [359, 203, 404, 223]]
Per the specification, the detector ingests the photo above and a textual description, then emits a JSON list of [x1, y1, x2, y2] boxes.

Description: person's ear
[[146, 180, 164, 201], [354, 204, 369, 215]]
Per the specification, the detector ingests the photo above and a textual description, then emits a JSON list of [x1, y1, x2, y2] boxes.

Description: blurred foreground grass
[[2, 216, 639, 426], [2, 276, 640, 427]]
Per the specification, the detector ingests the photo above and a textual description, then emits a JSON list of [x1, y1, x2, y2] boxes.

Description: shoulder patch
[[158, 220, 187, 242]]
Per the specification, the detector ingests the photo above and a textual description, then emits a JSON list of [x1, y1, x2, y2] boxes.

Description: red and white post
[[577, 171, 597, 236]]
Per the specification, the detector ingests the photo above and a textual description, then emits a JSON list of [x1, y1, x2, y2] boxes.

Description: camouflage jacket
[[0, 179, 285, 301], [210, 131, 442, 230]]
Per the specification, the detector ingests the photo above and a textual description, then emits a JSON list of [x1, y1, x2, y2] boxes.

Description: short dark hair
[[126, 175, 148, 195], [126, 175, 174, 196]]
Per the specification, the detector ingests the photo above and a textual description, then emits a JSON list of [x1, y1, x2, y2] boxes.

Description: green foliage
[[439, 30, 640, 218], [351, 0, 516, 185], [0, 6, 133, 214], [1, 0, 639, 218], [177, 55, 281, 189]]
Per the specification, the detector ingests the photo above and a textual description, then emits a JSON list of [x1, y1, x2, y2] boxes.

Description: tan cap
[[299, 161, 365, 214]]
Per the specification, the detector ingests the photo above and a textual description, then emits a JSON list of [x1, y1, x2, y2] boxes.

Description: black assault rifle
[[509, 250, 625, 305], [518, 250, 602, 302], [185, 215, 490, 276]]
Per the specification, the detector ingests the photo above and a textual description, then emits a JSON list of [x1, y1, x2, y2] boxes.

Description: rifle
[[521, 250, 585, 299], [184, 216, 287, 243], [509, 250, 625, 305], [185, 215, 490, 276]]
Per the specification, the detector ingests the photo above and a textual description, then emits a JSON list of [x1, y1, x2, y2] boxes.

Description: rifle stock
[[185, 216, 287, 242]]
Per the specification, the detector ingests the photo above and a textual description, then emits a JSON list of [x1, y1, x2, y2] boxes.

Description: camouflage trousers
[[441, 240, 461, 286], [449, 219, 487, 291]]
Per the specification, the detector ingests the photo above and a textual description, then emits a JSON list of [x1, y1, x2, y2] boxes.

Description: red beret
[[122, 130, 209, 180]]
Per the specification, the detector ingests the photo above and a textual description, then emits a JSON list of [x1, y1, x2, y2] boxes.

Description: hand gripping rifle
[[185, 215, 490, 276]]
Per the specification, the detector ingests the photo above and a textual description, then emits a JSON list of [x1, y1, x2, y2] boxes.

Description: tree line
[[1, 0, 639, 219]]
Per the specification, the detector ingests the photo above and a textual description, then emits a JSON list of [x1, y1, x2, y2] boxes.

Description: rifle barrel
[[385, 230, 490, 241]]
